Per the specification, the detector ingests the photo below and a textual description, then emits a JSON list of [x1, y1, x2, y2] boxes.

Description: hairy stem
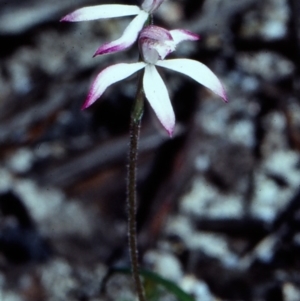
[[127, 71, 146, 301]]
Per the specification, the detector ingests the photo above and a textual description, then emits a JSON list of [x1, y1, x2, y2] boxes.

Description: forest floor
[[0, 0, 300, 300]]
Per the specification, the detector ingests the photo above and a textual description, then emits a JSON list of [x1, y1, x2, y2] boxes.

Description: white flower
[[82, 26, 227, 136], [60, 0, 164, 56]]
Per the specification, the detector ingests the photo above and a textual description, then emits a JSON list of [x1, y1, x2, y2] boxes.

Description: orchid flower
[[60, 0, 164, 57], [82, 25, 227, 136]]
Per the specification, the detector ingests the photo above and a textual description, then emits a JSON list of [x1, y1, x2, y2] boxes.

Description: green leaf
[[111, 267, 195, 301]]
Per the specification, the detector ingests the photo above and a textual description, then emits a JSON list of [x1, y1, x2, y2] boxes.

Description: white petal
[[94, 10, 149, 56], [169, 29, 199, 44], [143, 65, 175, 136], [61, 5, 141, 22], [156, 59, 227, 101], [82, 62, 146, 109]]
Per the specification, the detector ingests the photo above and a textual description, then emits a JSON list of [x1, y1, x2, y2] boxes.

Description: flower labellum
[[60, 0, 165, 57], [82, 25, 227, 137]]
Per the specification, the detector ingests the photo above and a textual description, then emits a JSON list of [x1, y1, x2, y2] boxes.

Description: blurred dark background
[[0, 0, 300, 300]]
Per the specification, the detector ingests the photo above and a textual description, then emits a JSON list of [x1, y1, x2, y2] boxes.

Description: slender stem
[[127, 71, 146, 301]]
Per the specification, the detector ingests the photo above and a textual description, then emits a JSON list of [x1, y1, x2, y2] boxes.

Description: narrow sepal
[[169, 29, 200, 44], [156, 59, 227, 102], [82, 62, 146, 109], [93, 10, 149, 56], [143, 65, 175, 136], [60, 5, 141, 22]]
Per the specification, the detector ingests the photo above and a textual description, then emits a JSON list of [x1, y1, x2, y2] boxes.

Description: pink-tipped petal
[[169, 29, 200, 44], [93, 10, 149, 56], [156, 59, 227, 102], [82, 62, 146, 109], [60, 5, 141, 22], [143, 65, 175, 136]]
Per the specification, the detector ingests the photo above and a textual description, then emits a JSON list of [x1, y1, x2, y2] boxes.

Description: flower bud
[[139, 25, 176, 64], [141, 0, 164, 13]]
